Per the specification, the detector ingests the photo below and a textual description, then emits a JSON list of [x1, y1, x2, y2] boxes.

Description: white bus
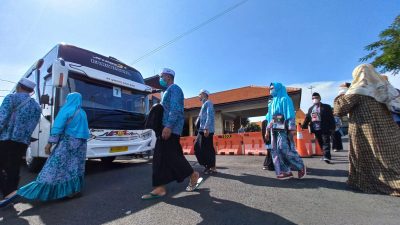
[[19, 44, 156, 171]]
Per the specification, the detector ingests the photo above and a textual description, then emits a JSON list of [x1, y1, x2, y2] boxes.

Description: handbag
[[272, 114, 286, 130]]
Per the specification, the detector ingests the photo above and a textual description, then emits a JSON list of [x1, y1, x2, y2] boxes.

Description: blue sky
[[1, 0, 400, 112]]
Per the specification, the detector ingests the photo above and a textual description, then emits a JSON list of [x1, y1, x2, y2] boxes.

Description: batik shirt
[[161, 84, 184, 135], [0, 93, 41, 145], [196, 100, 215, 133]]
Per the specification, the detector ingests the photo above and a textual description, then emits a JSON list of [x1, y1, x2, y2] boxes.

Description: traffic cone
[[313, 135, 324, 156], [296, 125, 312, 157]]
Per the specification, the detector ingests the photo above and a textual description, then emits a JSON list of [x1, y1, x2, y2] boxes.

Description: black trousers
[[0, 140, 27, 198], [263, 149, 275, 171], [194, 132, 216, 169], [331, 131, 343, 150], [152, 134, 194, 187], [314, 131, 332, 159]]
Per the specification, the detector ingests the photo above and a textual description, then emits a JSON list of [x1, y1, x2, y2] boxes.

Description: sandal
[[0, 194, 19, 208], [186, 177, 204, 192], [208, 169, 218, 174], [141, 192, 166, 200]]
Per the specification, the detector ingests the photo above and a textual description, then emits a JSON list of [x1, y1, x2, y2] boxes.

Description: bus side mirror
[[52, 58, 68, 88], [35, 59, 44, 70]]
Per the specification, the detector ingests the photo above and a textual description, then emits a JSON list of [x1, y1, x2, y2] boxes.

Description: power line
[[0, 79, 17, 84], [0, 90, 11, 91], [131, 0, 250, 65]]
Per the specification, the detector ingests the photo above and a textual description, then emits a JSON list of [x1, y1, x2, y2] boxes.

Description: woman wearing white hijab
[[334, 64, 400, 196]]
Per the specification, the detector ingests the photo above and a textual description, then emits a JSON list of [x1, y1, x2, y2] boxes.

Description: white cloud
[[288, 80, 351, 112], [386, 73, 400, 90]]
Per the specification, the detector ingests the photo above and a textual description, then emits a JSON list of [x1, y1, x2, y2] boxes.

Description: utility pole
[[308, 85, 315, 96]]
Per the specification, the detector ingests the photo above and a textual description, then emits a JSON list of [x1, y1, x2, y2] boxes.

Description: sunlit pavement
[[1, 141, 399, 225]]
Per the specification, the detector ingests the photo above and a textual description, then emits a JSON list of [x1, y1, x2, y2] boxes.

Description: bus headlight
[[141, 130, 152, 140]]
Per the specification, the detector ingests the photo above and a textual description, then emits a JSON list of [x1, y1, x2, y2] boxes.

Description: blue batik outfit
[[18, 93, 89, 201], [152, 83, 194, 187], [161, 84, 184, 135], [266, 83, 304, 176], [0, 93, 41, 145], [197, 100, 215, 133], [194, 99, 216, 169], [0, 93, 41, 198]]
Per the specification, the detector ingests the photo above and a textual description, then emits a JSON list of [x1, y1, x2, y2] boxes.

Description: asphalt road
[[1, 141, 399, 225]]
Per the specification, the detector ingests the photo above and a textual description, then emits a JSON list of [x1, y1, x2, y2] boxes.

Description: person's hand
[[204, 129, 209, 138], [162, 127, 172, 140], [289, 130, 297, 136], [265, 132, 270, 142], [44, 143, 52, 155]]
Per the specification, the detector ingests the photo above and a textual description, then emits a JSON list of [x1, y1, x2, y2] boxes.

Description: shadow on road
[[215, 171, 350, 191], [163, 189, 297, 225], [306, 167, 348, 177], [1, 162, 218, 225]]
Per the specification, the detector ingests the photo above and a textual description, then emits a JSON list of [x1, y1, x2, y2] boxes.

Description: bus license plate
[[110, 146, 128, 153]]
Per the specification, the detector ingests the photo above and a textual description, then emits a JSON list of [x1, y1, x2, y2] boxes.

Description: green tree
[[360, 15, 400, 75], [245, 123, 261, 132]]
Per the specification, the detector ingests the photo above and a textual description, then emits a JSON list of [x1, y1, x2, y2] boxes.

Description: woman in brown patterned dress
[[334, 64, 400, 196]]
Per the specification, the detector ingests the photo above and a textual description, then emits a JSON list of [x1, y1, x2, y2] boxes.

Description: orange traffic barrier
[[180, 136, 195, 155], [295, 125, 312, 157], [242, 132, 266, 156], [214, 134, 243, 155], [213, 135, 218, 153], [313, 136, 324, 156]]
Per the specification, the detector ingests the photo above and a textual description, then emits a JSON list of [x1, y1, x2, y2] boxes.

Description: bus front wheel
[[101, 156, 116, 165]]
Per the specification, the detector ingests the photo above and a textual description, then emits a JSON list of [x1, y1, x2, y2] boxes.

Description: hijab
[[51, 92, 89, 139], [347, 64, 400, 113], [266, 82, 296, 123]]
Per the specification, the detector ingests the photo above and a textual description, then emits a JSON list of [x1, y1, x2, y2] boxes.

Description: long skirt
[[152, 134, 194, 187], [194, 132, 216, 169], [18, 136, 87, 201], [270, 130, 304, 176], [332, 130, 343, 150]]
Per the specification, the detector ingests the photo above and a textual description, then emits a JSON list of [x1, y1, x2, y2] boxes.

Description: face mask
[[159, 77, 168, 88], [338, 87, 348, 95], [313, 99, 320, 104]]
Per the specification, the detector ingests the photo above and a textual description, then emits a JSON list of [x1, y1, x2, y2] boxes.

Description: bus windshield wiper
[[112, 109, 143, 115], [87, 108, 144, 125]]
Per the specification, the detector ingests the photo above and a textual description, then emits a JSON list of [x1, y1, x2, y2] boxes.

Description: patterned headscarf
[[347, 64, 400, 113]]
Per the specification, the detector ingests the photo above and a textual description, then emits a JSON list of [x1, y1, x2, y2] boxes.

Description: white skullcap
[[199, 89, 210, 96], [160, 68, 175, 77], [19, 78, 36, 90]]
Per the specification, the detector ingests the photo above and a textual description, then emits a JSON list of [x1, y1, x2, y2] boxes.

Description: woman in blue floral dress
[[266, 83, 306, 180], [17, 92, 89, 201]]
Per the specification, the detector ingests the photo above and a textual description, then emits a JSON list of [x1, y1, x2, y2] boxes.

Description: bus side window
[[42, 76, 53, 122]]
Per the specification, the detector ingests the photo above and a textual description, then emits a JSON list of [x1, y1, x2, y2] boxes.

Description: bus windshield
[[61, 73, 147, 130], [68, 75, 146, 114]]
